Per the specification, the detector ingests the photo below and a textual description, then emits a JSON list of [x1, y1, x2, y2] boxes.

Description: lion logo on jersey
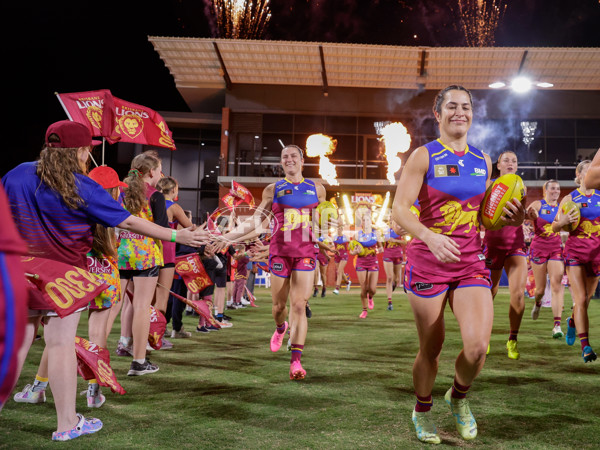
[[577, 220, 600, 239], [280, 208, 311, 232], [540, 223, 558, 238], [430, 201, 479, 235]]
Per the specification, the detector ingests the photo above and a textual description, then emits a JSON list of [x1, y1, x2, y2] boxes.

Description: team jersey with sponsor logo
[[564, 188, 600, 258], [334, 234, 349, 258], [530, 199, 562, 251], [357, 230, 379, 256], [407, 139, 488, 277], [269, 178, 319, 258], [383, 228, 404, 258]]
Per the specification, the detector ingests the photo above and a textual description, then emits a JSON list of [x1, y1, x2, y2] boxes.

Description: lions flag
[[55, 90, 119, 144], [148, 306, 167, 350], [175, 253, 213, 294], [112, 96, 176, 150], [231, 180, 255, 207], [21, 256, 108, 318], [75, 336, 126, 395]]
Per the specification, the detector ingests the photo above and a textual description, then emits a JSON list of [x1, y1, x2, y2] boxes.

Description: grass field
[[1, 286, 599, 449]]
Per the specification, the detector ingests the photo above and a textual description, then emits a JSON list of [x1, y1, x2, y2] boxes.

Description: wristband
[[171, 230, 177, 243]]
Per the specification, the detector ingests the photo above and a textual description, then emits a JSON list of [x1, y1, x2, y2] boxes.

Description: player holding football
[[526, 179, 566, 338], [482, 151, 529, 360], [552, 160, 599, 363], [391, 85, 524, 444], [217, 144, 331, 380], [349, 207, 382, 319]]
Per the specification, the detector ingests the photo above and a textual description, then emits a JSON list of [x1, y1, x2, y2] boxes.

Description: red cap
[[45, 120, 102, 148], [88, 166, 127, 189]]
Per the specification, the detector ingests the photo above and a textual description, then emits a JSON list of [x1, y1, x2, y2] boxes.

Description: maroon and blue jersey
[[269, 178, 319, 258], [383, 228, 404, 259], [407, 139, 488, 277], [564, 188, 600, 260], [530, 199, 561, 252], [334, 234, 349, 259], [2, 162, 131, 269], [357, 230, 378, 256]]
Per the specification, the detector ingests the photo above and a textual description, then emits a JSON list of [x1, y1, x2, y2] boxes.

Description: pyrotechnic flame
[[342, 194, 354, 225], [457, 0, 506, 47], [212, 0, 271, 39], [306, 133, 339, 186], [379, 122, 411, 184], [375, 192, 391, 228]]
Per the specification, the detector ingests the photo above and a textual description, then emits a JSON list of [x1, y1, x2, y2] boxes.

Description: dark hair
[[432, 85, 473, 116], [282, 145, 304, 159]]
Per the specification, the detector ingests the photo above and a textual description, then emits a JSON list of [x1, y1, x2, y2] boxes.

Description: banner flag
[[55, 90, 119, 144], [175, 253, 214, 294], [244, 285, 258, 307], [75, 336, 126, 395], [168, 288, 221, 328], [21, 256, 108, 318], [112, 96, 176, 150], [231, 180, 255, 207], [148, 306, 167, 350]]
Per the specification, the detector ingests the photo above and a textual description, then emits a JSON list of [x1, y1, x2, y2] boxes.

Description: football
[[348, 239, 366, 257], [560, 200, 581, 232], [481, 173, 525, 230], [316, 201, 339, 226]]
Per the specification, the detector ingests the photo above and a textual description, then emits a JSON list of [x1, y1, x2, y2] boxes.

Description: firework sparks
[[212, 0, 271, 39], [306, 134, 339, 186], [457, 0, 507, 47], [378, 122, 411, 184]]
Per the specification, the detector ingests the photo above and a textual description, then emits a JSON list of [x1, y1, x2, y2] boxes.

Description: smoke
[[468, 91, 539, 162], [202, 0, 218, 37]]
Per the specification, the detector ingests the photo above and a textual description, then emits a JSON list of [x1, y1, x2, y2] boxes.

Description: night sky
[[4, 0, 599, 175]]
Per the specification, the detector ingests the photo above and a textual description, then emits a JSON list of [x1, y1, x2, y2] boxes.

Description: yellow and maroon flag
[[112, 96, 176, 150], [21, 256, 108, 318], [175, 253, 213, 294], [231, 180, 255, 207], [75, 336, 126, 395], [148, 306, 167, 350], [55, 90, 119, 144]]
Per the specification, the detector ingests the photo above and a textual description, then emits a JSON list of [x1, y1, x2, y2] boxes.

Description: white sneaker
[[552, 325, 564, 339], [346, 281, 352, 291], [240, 298, 251, 306], [333, 289, 339, 295], [531, 304, 540, 320], [218, 321, 233, 328]]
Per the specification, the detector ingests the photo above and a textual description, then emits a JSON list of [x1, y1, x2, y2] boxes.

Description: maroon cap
[[88, 166, 128, 189], [45, 120, 102, 148]]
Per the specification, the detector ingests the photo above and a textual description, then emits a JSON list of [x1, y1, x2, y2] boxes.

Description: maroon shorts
[[316, 252, 329, 266], [484, 245, 527, 270], [356, 254, 379, 272], [334, 253, 348, 264], [269, 255, 316, 278], [383, 256, 403, 265], [529, 245, 563, 265], [404, 262, 491, 298], [564, 250, 600, 277]]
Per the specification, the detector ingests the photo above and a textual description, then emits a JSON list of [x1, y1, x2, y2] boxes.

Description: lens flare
[[306, 133, 339, 186], [379, 122, 412, 184]]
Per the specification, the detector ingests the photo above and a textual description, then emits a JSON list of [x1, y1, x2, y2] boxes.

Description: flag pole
[[102, 137, 105, 166], [54, 92, 73, 120]]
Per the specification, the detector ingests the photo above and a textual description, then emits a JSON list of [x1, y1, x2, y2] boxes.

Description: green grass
[[1, 287, 599, 449]]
